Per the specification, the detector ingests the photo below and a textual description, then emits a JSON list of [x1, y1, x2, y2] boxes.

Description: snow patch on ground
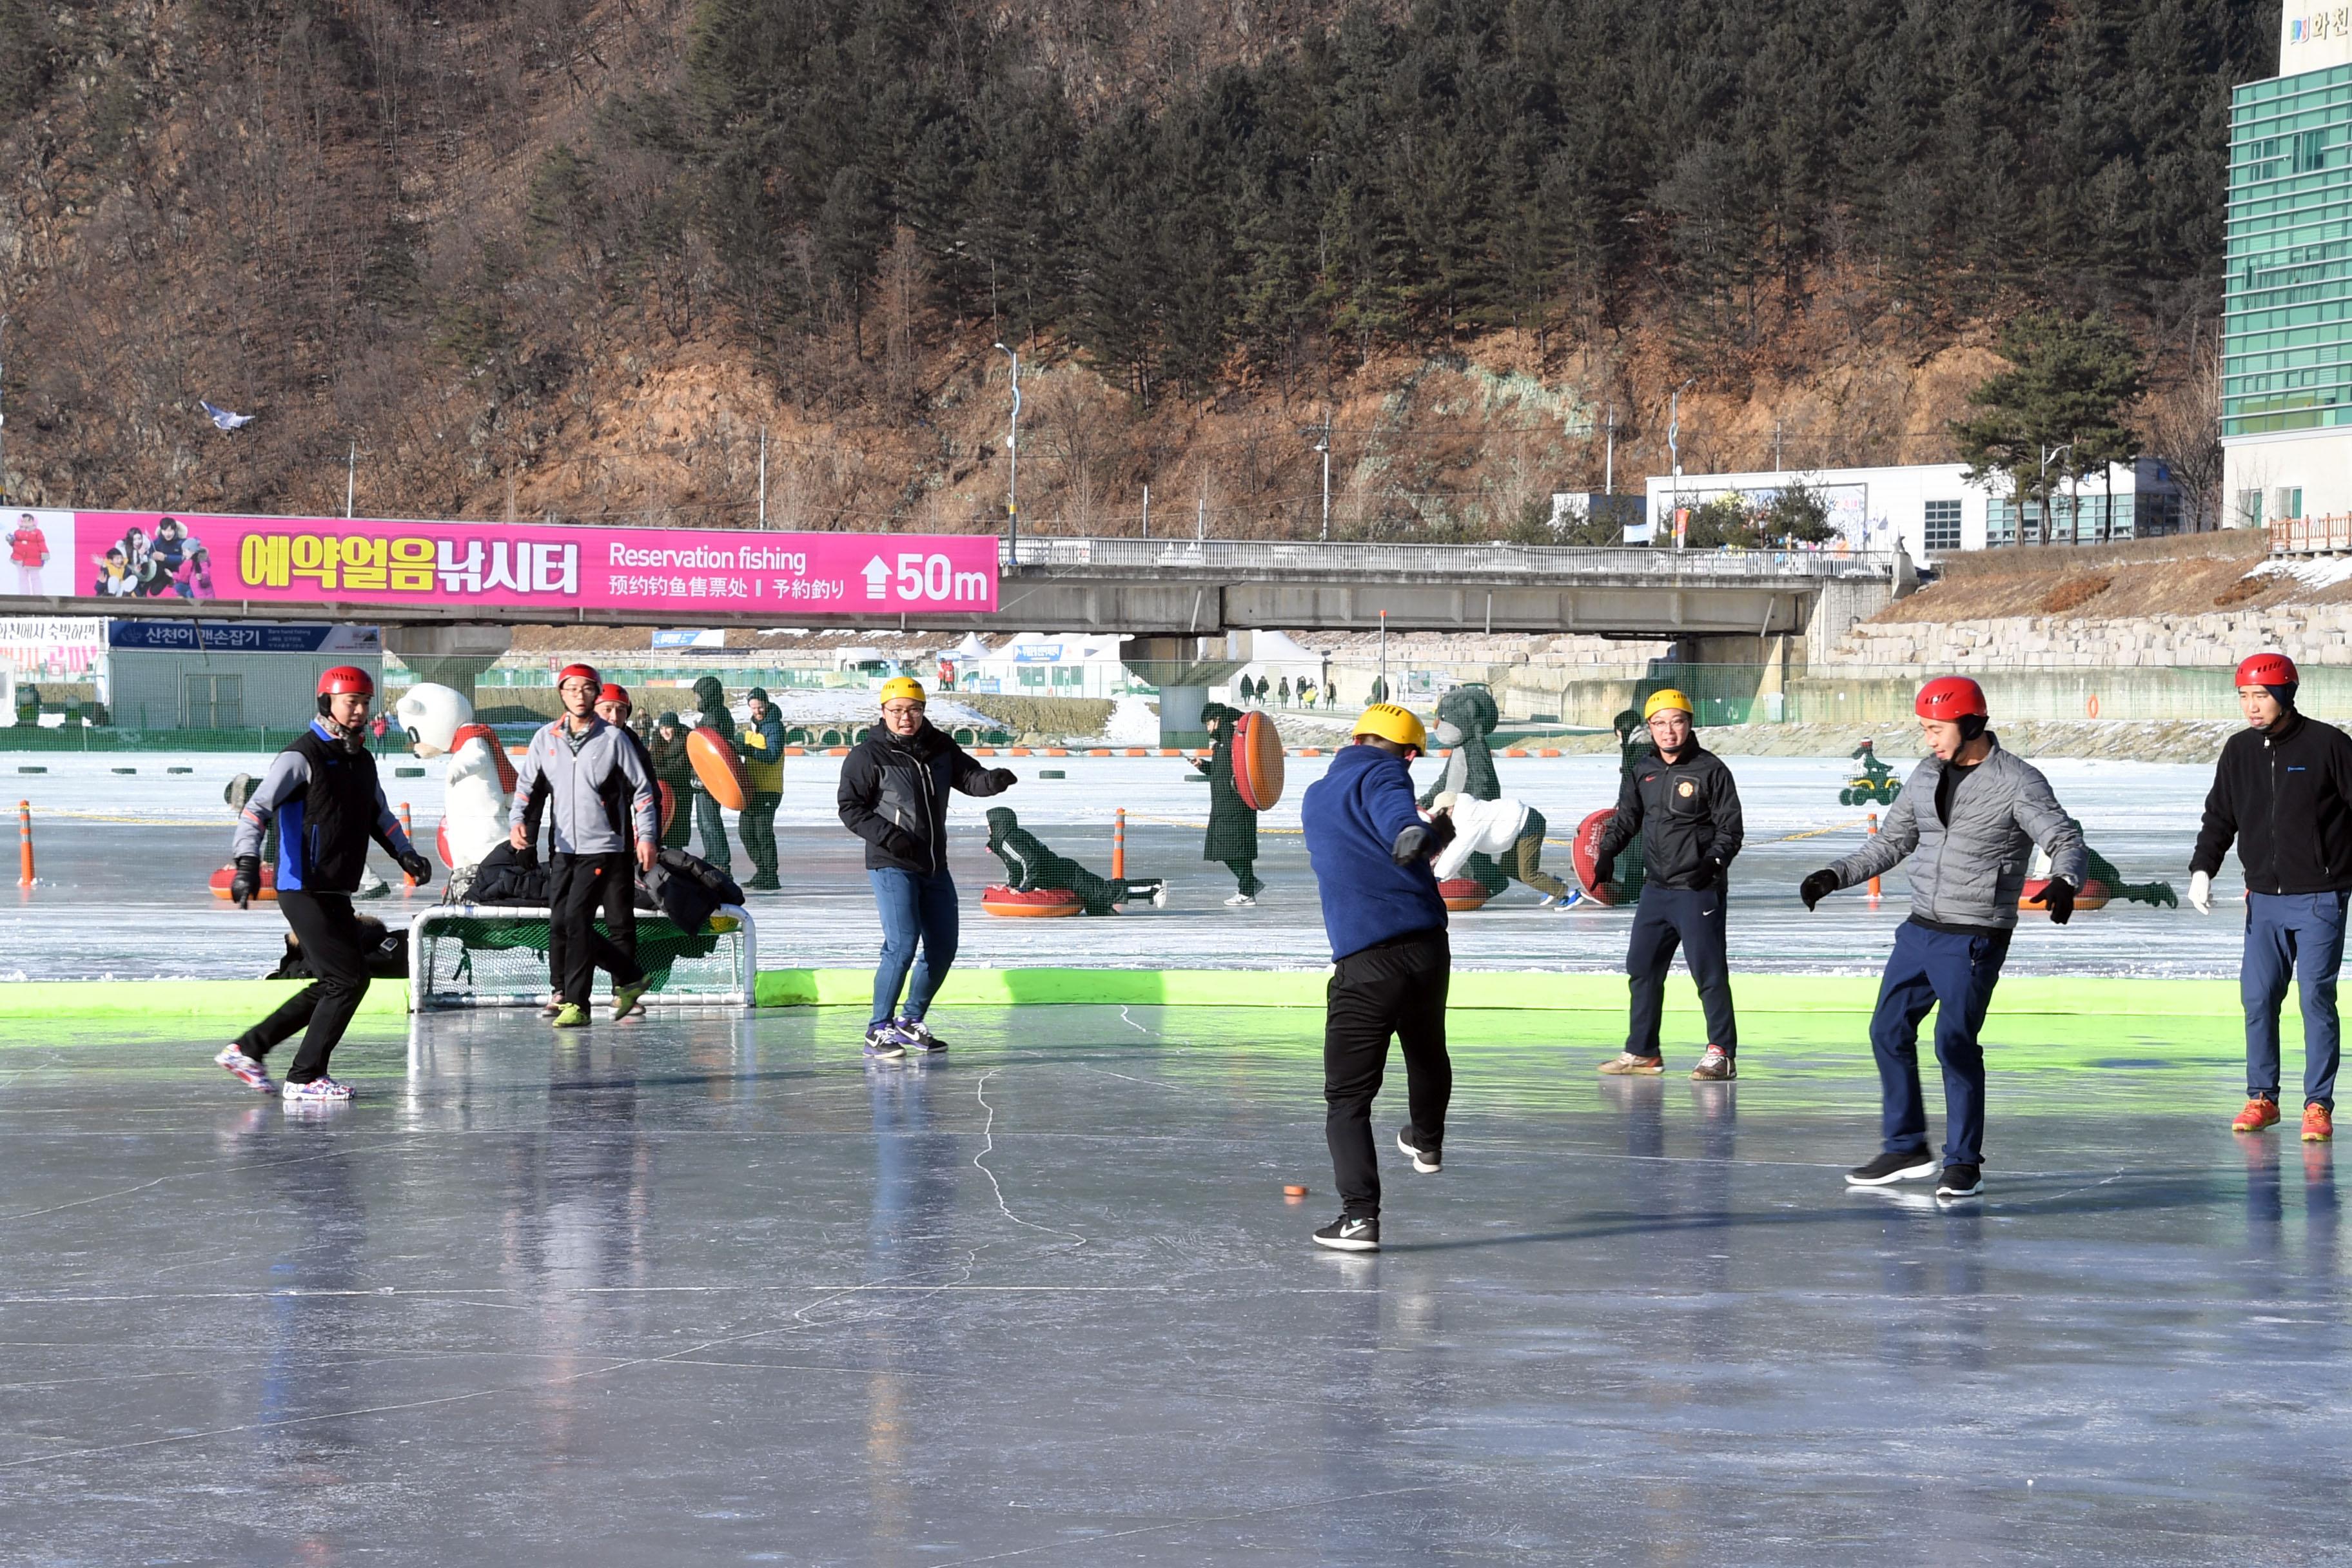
[[2248, 556, 2352, 590], [1102, 696, 1159, 747]]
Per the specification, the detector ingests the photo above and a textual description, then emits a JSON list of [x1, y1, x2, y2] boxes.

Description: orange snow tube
[[981, 885, 1084, 917], [1231, 710, 1286, 811], [2020, 877, 2110, 914], [1438, 876, 1492, 912], [688, 728, 749, 811], [210, 863, 277, 901], [1571, 808, 1622, 906]]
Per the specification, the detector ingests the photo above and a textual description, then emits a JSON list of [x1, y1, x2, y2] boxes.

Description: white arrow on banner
[[861, 556, 890, 600]]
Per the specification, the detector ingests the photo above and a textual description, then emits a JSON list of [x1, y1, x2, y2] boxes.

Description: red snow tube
[[657, 779, 677, 838], [436, 821, 453, 869], [1438, 876, 1491, 912], [980, 885, 1084, 917], [1571, 808, 1622, 906], [210, 863, 278, 901], [2020, 877, 2110, 913]]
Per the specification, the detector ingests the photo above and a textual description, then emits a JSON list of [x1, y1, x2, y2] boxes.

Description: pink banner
[[61, 511, 1000, 614]]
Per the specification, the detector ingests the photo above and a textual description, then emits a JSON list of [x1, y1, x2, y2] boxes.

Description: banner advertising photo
[[35, 513, 999, 618]]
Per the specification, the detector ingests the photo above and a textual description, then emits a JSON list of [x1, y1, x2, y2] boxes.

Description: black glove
[[881, 827, 926, 862], [1799, 869, 1839, 910], [229, 854, 261, 910], [398, 850, 433, 887], [2034, 877, 2076, 925], [1592, 856, 1616, 887], [986, 768, 1018, 791], [1424, 813, 1457, 852], [1390, 824, 1436, 866]]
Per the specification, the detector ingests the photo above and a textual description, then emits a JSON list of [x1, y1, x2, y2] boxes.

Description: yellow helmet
[[1643, 688, 1694, 721], [879, 676, 926, 707], [1352, 702, 1427, 752]]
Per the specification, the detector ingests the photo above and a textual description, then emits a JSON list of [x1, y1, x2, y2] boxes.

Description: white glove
[[2188, 869, 2212, 916]]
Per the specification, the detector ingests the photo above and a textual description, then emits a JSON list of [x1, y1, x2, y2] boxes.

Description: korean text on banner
[[66, 513, 1000, 616]]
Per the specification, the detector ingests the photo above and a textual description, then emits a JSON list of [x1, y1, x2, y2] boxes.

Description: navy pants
[[2244, 890, 2347, 1110], [1868, 920, 2010, 1167], [870, 868, 959, 1029], [1625, 883, 1738, 1057]]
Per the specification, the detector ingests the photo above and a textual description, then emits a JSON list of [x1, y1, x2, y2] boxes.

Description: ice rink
[[1, 1003, 2344, 1563], [1, 745, 2238, 982]]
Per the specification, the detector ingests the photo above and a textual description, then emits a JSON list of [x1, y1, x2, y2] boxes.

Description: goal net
[[409, 905, 759, 1010]]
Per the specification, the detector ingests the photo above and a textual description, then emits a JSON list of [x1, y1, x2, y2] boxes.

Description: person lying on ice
[[983, 807, 1165, 914], [1801, 676, 2086, 1204]]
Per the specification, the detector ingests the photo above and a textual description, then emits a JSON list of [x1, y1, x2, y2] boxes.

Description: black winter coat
[[2192, 712, 2352, 894], [1594, 741, 1745, 891], [837, 721, 1010, 874]]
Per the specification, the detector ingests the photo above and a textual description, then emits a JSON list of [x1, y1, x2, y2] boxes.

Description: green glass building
[[2224, 64, 2352, 439]]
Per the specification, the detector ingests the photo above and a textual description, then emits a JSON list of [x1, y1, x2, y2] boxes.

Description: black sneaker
[[1313, 1214, 1380, 1252], [1935, 1163, 1983, 1200], [1396, 1126, 1440, 1173], [1845, 1150, 1939, 1186]]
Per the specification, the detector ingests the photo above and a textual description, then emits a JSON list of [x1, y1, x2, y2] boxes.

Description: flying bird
[[199, 400, 255, 431]]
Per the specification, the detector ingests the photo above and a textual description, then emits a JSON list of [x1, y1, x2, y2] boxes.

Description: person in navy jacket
[[1299, 703, 1455, 1253]]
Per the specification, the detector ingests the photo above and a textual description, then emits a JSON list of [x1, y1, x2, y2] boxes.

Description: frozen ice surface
[[0, 1006, 2345, 1562], [0, 748, 2244, 980]]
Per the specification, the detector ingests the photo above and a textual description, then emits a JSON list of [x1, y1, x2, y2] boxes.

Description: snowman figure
[[394, 683, 514, 887]]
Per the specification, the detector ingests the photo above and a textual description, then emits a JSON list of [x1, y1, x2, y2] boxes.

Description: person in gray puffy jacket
[[512, 662, 661, 1028], [1799, 676, 2086, 1204]]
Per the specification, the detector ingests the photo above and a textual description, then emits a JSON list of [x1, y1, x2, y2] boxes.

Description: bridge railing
[[1001, 536, 1898, 579]]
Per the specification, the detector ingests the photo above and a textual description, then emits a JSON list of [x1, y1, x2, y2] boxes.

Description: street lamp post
[[1668, 377, 1696, 550], [1314, 414, 1332, 542], [994, 342, 1021, 565], [2038, 442, 2074, 547]]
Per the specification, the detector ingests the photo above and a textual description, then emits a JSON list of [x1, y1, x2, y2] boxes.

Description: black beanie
[[2267, 682, 2298, 714], [747, 686, 770, 703], [1957, 714, 1988, 741]]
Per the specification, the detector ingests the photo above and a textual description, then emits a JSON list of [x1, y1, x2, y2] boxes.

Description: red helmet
[[317, 666, 375, 699], [1915, 676, 1988, 722], [598, 683, 629, 706], [2237, 652, 2298, 689], [556, 663, 600, 689]]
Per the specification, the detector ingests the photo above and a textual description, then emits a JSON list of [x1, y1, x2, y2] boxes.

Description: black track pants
[[238, 890, 371, 1083], [549, 851, 643, 1007], [1324, 928, 1453, 1220]]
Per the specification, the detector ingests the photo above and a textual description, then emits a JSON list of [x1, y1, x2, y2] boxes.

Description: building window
[[2238, 489, 2266, 528], [1923, 500, 1963, 553], [1986, 500, 2018, 547]]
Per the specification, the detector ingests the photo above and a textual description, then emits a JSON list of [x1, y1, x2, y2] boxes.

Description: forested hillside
[[0, 0, 2275, 537]]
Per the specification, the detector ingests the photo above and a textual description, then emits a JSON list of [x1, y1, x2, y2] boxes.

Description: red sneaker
[[2233, 1097, 2281, 1133], [2303, 1102, 2334, 1142]]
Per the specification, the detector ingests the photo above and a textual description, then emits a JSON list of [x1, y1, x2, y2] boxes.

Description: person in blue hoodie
[[1299, 702, 1456, 1254]]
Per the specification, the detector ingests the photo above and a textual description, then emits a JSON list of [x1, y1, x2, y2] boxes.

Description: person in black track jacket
[[1592, 687, 1745, 1082], [836, 677, 1016, 1060], [2192, 651, 2352, 1144]]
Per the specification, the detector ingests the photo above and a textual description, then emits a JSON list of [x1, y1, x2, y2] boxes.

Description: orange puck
[[1282, 1184, 1309, 1197]]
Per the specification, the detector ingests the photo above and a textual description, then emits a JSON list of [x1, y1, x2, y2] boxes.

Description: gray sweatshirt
[[513, 716, 660, 856], [1827, 737, 2087, 932]]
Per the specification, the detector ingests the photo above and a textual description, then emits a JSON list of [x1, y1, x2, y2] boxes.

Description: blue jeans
[[2244, 890, 2347, 1110], [870, 868, 959, 1029], [1868, 920, 2011, 1167]]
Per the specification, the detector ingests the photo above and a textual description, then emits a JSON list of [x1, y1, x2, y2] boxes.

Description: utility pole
[[1141, 483, 1150, 540], [1196, 493, 1206, 541], [345, 440, 357, 519], [1314, 413, 1332, 542], [0, 313, 10, 506], [757, 426, 767, 529], [1774, 420, 1783, 471], [994, 343, 1021, 564], [1603, 401, 1615, 496]]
